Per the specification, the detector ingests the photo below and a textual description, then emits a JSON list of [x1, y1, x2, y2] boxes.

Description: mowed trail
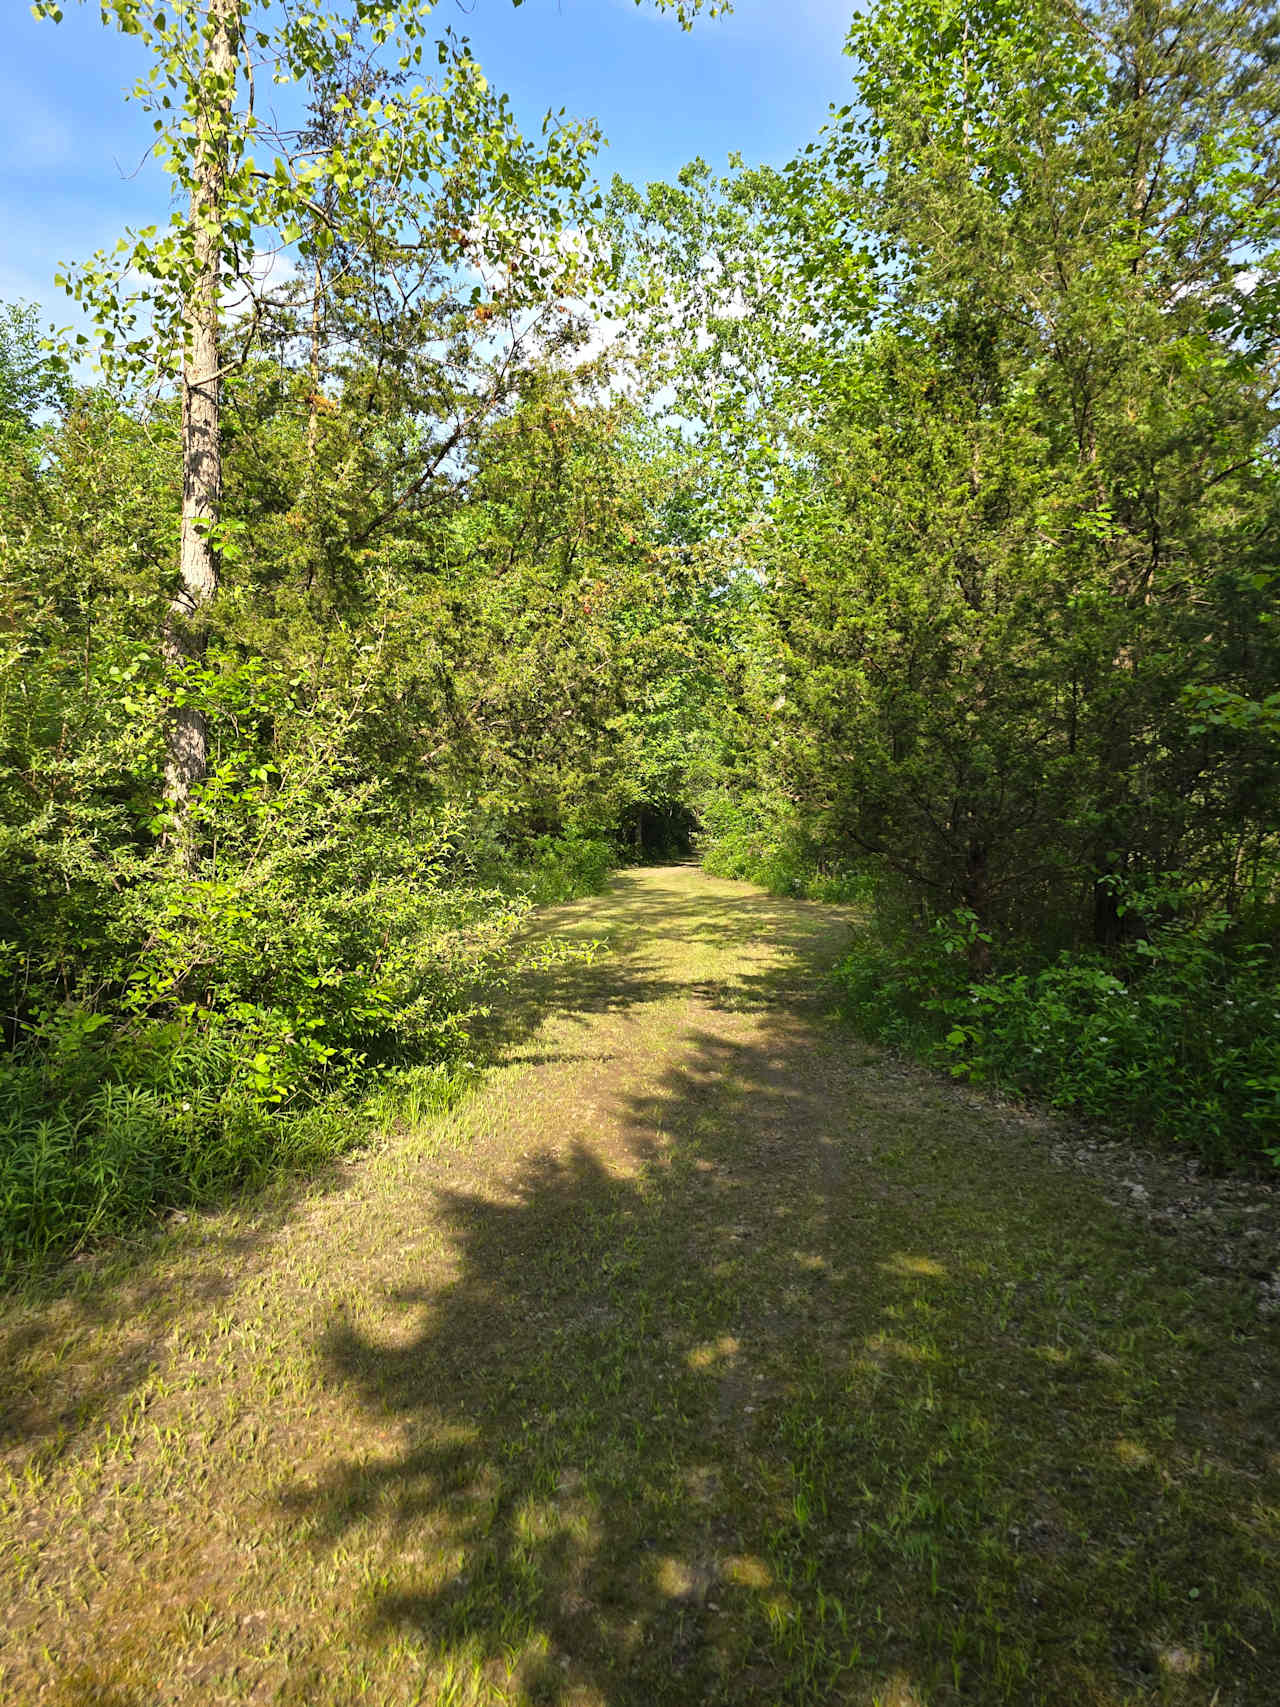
[[2, 867, 1276, 1707]]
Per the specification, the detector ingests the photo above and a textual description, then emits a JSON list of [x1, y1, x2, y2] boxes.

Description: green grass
[[1, 868, 1276, 1705]]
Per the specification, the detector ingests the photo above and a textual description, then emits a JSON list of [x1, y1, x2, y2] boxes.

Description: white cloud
[[221, 247, 299, 317]]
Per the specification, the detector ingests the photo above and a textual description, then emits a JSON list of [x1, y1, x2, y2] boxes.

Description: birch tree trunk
[[163, 0, 241, 863]]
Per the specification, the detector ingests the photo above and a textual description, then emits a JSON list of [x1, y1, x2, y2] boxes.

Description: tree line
[[2, 0, 1277, 1275], [618, 0, 1280, 1158]]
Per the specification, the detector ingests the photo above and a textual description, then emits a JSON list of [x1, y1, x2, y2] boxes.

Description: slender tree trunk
[[163, 0, 240, 863], [301, 242, 327, 592], [1092, 852, 1125, 949], [1092, 844, 1148, 949]]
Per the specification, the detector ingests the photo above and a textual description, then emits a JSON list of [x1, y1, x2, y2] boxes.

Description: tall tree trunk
[[1093, 847, 1147, 949], [1092, 853, 1125, 949], [306, 247, 324, 469], [163, 0, 240, 863]]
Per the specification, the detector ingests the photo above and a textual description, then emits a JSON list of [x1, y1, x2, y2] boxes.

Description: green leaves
[[34, 0, 623, 391], [0, 301, 70, 438]]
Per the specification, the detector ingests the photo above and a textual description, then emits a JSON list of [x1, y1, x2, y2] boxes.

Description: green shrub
[[834, 908, 1280, 1168], [0, 666, 540, 1276], [699, 796, 873, 902], [518, 831, 614, 904], [0, 774, 616, 1277], [698, 795, 772, 882], [0, 1040, 350, 1278]]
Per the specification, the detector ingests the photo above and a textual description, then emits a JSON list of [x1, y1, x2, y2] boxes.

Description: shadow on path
[[285, 953, 1280, 1704], [12, 868, 1278, 1705], [477, 874, 854, 1053], [0, 872, 847, 1475]]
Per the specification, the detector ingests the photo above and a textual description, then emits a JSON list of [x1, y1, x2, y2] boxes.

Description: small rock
[[1156, 1645, 1200, 1676]]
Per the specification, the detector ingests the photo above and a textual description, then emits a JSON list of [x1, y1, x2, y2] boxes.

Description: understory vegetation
[[0, 347, 696, 1272], [834, 903, 1280, 1162], [1, 305, 702, 1272], [4, 0, 1280, 1281], [630, 0, 1280, 1167]]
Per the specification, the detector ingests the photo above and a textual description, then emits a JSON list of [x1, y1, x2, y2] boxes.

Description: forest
[[2, 0, 1278, 1278], [4, 4, 1280, 1704]]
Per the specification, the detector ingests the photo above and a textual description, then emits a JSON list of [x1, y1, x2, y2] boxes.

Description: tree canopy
[[2, 0, 1278, 1279]]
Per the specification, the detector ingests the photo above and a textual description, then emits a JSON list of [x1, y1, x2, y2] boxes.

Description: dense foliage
[[0, 212, 711, 1277], [3, 0, 1278, 1277], [618, 0, 1280, 1161]]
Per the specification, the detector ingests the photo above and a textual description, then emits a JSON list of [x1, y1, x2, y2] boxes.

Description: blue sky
[[2, 0, 858, 323]]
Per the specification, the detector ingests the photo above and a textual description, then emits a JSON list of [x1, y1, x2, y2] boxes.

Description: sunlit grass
[[1, 868, 1275, 1706]]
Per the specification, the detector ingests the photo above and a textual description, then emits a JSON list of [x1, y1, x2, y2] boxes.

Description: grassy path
[[1, 867, 1277, 1706]]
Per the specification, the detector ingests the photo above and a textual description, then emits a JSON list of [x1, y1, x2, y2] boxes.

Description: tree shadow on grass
[[0, 1171, 338, 1472], [0, 870, 847, 1476], [475, 867, 855, 1065], [284, 1007, 1280, 1705]]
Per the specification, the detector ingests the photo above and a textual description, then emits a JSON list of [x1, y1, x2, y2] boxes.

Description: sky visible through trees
[[1, 7, 1279, 1703], [1, 0, 1277, 1265], [1, 0, 854, 319]]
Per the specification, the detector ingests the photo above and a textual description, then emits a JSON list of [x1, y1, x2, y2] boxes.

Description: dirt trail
[[1, 867, 1277, 1707]]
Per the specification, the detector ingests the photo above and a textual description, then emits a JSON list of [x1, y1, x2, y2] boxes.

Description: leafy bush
[[832, 908, 977, 1054], [0, 772, 622, 1278], [698, 793, 774, 882], [0, 1022, 491, 1281], [0, 639, 626, 1277], [0, 1038, 357, 1279], [699, 796, 872, 902], [834, 908, 1280, 1167], [518, 831, 615, 904]]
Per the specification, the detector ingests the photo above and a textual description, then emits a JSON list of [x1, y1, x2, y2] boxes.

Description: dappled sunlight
[[1109, 1436, 1154, 1469], [472, 868, 858, 1069], [720, 1553, 773, 1590], [686, 1334, 740, 1371], [1155, 1643, 1206, 1677], [8, 870, 1276, 1705], [860, 1333, 940, 1366], [1034, 1344, 1071, 1366], [870, 1672, 929, 1707], [654, 1556, 708, 1601], [879, 1252, 948, 1279], [272, 961, 1278, 1702], [790, 1250, 833, 1273]]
